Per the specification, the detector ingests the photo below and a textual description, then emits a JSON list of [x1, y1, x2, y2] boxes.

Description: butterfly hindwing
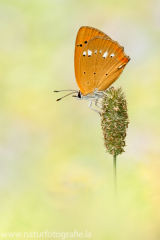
[[78, 36, 130, 95]]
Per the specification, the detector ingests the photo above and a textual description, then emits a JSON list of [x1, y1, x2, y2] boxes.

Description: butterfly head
[[72, 91, 83, 100]]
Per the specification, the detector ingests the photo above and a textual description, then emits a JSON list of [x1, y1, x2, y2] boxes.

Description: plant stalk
[[113, 154, 117, 200]]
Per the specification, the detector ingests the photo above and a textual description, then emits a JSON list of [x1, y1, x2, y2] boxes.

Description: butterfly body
[[75, 88, 103, 101]]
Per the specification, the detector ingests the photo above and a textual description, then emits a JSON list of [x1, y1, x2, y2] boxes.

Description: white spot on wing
[[103, 52, 108, 58], [83, 51, 86, 56], [100, 50, 102, 54], [110, 53, 115, 57], [118, 65, 123, 69], [88, 50, 92, 56], [94, 50, 97, 54]]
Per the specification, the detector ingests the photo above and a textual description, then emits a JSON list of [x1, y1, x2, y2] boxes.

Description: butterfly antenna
[[54, 90, 78, 92], [55, 91, 78, 101]]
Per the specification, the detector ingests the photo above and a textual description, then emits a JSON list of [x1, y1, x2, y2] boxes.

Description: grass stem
[[113, 154, 117, 200]]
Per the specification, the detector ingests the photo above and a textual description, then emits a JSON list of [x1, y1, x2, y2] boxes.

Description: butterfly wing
[[77, 36, 130, 95], [74, 26, 111, 93]]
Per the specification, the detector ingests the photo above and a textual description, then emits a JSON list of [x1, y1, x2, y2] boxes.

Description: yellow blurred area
[[0, 0, 160, 239]]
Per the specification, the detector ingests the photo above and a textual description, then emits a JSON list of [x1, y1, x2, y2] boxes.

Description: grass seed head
[[101, 87, 129, 156]]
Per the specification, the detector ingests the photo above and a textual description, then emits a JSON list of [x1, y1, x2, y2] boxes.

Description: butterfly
[[55, 26, 130, 113]]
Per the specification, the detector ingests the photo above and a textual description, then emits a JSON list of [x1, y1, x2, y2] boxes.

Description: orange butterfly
[[55, 26, 130, 113]]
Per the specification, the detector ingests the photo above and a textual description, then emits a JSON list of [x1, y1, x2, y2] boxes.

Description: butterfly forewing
[[78, 36, 130, 95], [74, 26, 111, 92]]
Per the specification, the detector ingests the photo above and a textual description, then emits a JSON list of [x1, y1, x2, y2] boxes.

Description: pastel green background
[[0, 0, 160, 239]]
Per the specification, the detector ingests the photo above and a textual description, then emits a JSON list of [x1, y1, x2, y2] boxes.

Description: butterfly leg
[[88, 101, 101, 114], [95, 99, 102, 109]]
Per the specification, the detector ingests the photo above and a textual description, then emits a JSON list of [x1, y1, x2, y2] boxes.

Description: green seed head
[[101, 87, 129, 156]]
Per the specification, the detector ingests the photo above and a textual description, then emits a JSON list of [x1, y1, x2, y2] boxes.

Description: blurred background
[[0, 0, 160, 239]]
